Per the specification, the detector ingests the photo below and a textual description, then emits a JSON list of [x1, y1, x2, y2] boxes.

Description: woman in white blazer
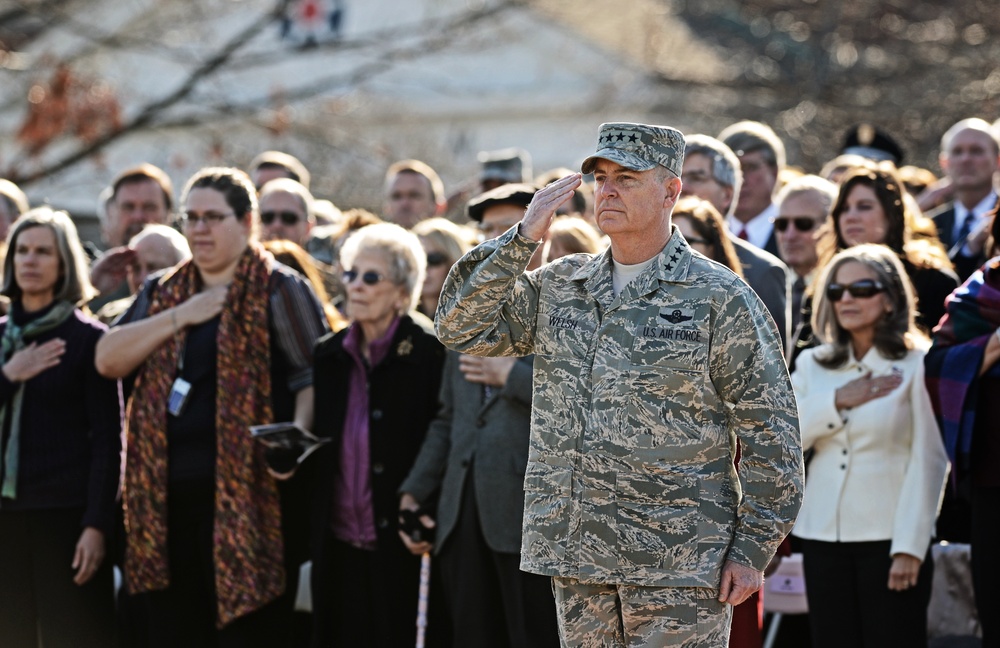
[[791, 244, 948, 648]]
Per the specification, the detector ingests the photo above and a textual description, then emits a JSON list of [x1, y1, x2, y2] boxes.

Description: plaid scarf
[[123, 243, 284, 627], [926, 257, 1000, 481]]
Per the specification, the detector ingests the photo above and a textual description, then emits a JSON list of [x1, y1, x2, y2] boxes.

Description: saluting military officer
[[434, 122, 804, 647]]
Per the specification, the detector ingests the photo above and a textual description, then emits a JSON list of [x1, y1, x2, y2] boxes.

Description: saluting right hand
[[175, 285, 228, 328], [2, 338, 66, 383], [519, 174, 583, 242]]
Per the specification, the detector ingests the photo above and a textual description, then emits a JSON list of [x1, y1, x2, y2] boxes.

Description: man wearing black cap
[[434, 122, 803, 646]]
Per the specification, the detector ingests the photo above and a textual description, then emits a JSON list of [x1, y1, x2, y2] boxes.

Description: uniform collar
[[570, 226, 692, 307]]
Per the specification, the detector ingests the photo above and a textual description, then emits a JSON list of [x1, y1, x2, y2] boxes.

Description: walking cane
[[416, 551, 431, 648]]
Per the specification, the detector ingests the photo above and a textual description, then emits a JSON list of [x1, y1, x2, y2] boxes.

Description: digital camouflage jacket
[[435, 224, 803, 592]]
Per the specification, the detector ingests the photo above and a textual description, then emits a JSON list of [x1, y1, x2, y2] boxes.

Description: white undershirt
[[612, 257, 657, 298]]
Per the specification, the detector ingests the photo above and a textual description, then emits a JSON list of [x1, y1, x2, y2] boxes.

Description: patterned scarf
[[123, 243, 284, 627], [926, 258, 1000, 480], [0, 299, 76, 498]]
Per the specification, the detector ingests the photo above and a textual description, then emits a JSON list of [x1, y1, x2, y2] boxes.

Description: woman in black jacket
[[0, 207, 122, 648], [309, 222, 446, 648]]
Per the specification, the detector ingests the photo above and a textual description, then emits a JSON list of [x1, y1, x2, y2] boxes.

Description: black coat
[[310, 314, 444, 553], [307, 314, 447, 648]]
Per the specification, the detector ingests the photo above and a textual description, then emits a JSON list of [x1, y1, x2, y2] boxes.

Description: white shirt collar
[[728, 203, 778, 250]]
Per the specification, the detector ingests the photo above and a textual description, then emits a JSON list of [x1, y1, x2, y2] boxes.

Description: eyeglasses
[[826, 279, 886, 302], [426, 252, 449, 267], [260, 210, 302, 226], [773, 217, 821, 233], [343, 269, 387, 286], [179, 210, 235, 228]]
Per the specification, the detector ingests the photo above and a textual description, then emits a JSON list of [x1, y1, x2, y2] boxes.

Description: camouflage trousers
[[551, 577, 732, 647]]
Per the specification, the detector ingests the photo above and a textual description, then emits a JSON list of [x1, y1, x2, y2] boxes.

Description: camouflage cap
[[581, 122, 685, 178]]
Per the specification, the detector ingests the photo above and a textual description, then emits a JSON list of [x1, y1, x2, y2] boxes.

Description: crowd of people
[[0, 112, 997, 648]]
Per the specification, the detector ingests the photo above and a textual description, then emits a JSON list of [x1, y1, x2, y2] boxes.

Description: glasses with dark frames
[[260, 210, 302, 226], [773, 217, 820, 233], [343, 269, 387, 286], [178, 210, 235, 228], [826, 279, 886, 302]]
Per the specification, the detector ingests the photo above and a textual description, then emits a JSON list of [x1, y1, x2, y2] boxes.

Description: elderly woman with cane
[[308, 222, 447, 648]]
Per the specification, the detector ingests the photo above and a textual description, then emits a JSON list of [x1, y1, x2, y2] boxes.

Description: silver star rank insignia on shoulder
[[659, 309, 693, 324]]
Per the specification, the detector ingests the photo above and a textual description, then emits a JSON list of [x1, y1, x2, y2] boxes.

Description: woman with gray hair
[[0, 207, 122, 647], [308, 222, 447, 647], [790, 243, 948, 647]]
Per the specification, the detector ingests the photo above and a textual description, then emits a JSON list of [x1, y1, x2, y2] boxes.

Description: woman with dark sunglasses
[[790, 244, 948, 648], [411, 217, 475, 319], [308, 222, 449, 647]]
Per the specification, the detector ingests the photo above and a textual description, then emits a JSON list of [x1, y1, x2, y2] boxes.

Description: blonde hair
[[546, 216, 604, 260], [412, 217, 475, 265]]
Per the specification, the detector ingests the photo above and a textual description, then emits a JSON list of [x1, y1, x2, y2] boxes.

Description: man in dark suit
[[926, 118, 1000, 281], [683, 134, 790, 347], [718, 121, 787, 259], [399, 186, 559, 648]]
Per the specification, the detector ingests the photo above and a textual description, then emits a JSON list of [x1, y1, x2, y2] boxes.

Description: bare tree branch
[[8, 0, 523, 186], [10, 0, 288, 185]]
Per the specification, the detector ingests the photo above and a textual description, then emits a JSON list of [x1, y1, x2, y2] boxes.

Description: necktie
[[956, 210, 976, 244], [791, 277, 806, 331], [738, 227, 749, 241]]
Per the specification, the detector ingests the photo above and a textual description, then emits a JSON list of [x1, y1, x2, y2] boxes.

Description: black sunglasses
[[774, 217, 819, 233], [826, 279, 886, 302], [260, 210, 302, 226], [426, 252, 449, 267], [343, 269, 386, 286]]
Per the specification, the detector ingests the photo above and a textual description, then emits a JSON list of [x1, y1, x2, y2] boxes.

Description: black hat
[[841, 124, 904, 165], [466, 183, 537, 222]]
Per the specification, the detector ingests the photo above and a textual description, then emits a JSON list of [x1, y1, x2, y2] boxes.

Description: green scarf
[[1, 299, 77, 499]]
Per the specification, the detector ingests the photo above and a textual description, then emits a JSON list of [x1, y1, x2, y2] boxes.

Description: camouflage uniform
[[435, 122, 803, 646], [552, 578, 731, 647]]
